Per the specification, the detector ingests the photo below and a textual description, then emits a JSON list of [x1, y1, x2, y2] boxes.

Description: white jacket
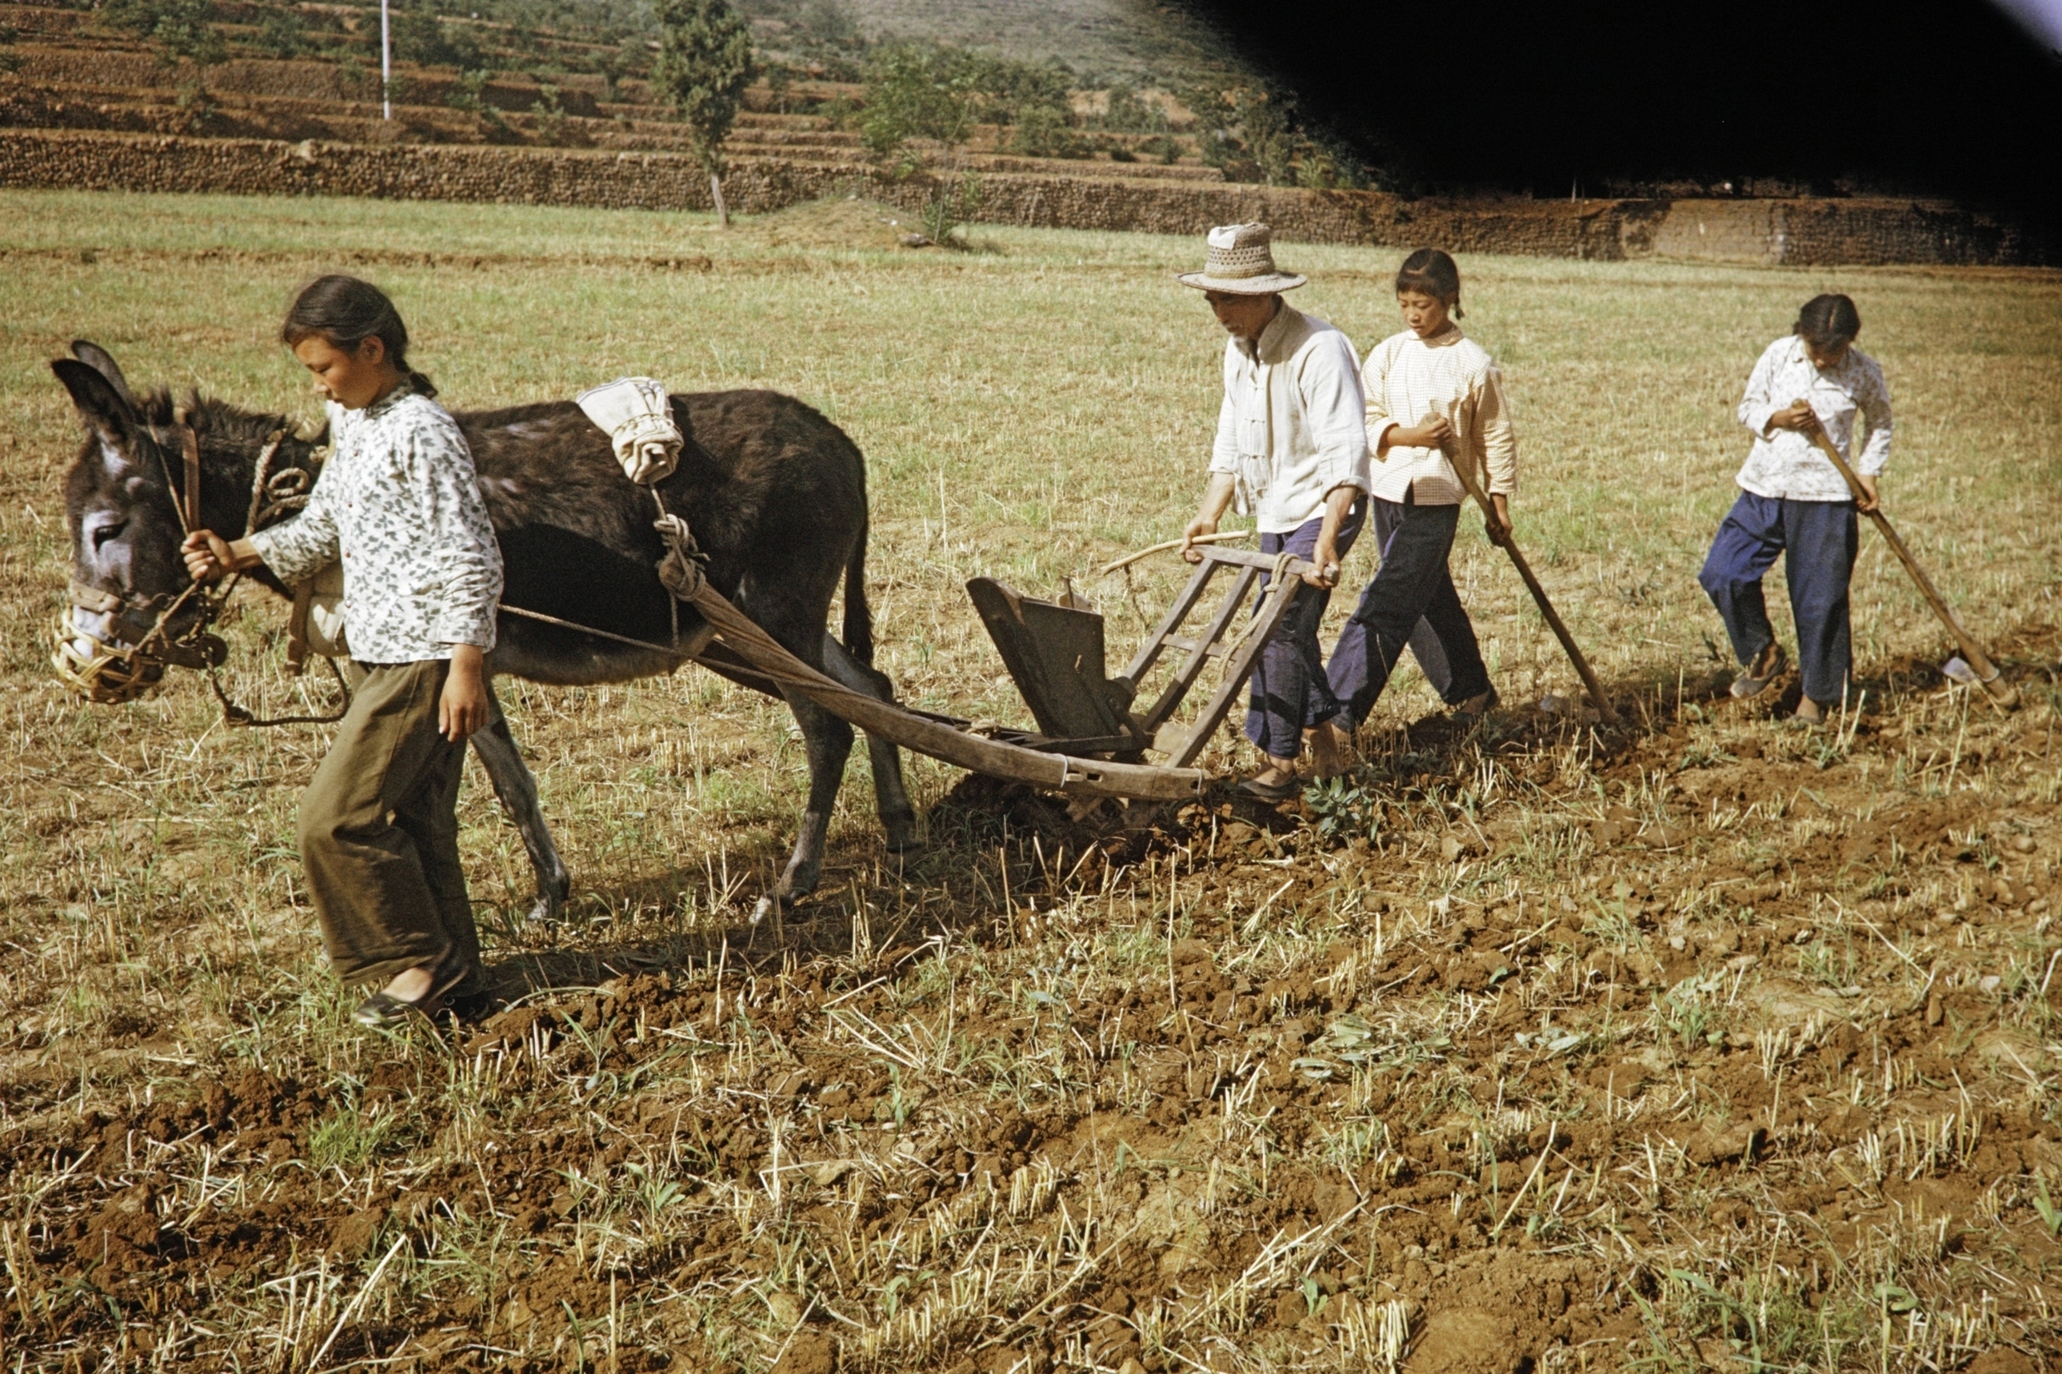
[[1208, 303, 1371, 533]]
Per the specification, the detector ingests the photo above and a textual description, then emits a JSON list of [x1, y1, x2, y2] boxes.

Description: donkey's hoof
[[750, 895, 781, 926], [523, 878, 570, 928], [883, 840, 928, 868]]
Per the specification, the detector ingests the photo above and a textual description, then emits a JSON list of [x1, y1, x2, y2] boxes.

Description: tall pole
[[380, 0, 391, 120]]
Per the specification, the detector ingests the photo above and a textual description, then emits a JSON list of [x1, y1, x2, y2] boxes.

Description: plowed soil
[[11, 626, 2062, 1371]]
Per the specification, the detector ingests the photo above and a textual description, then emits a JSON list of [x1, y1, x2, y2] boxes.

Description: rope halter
[[51, 421, 285, 706]]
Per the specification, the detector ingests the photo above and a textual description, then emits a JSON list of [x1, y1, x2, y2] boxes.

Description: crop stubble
[[1, 191, 2061, 1371]]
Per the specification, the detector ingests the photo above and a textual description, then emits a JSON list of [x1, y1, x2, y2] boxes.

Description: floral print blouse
[[247, 387, 502, 663], [1735, 335, 1893, 502]]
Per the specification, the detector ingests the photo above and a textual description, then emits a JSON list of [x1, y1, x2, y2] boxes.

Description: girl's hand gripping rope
[[182, 530, 258, 582]]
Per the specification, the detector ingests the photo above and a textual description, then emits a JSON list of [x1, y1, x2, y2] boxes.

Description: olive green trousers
[[296, 659, 482, 997]]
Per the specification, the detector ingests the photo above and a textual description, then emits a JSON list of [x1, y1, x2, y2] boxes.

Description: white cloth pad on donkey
[[576, 376, 683, 485]]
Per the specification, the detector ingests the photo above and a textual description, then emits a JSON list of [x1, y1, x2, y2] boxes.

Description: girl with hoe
[[1313, 248, 1512, 760], [182, 275, 504, 1029], [1699, 293, 1891, 724]]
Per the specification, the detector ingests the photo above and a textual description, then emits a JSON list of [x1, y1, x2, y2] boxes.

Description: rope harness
[[499, 487, 714, 659]]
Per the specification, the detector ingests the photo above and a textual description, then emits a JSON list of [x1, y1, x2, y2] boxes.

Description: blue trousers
[[1244, 504, 1364, 760], [1698, 492, 1858, 705], [1326, 496, 1492, 728]]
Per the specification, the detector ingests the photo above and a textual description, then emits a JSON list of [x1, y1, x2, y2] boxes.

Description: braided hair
[[281, 274, 438, 398]]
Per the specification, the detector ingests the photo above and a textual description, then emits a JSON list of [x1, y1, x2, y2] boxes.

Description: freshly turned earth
[[11, 624, 2062, 1369]]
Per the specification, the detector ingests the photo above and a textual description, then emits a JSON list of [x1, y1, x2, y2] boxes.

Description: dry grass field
[[3, 188, 2062, 1373]]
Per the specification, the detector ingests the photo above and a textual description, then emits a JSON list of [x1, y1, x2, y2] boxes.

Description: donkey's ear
[[52, 358, 141, 467], [70, 341, 138, 408]]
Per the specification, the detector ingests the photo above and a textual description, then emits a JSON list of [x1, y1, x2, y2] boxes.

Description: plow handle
[[1801, 425, 2017, 709]]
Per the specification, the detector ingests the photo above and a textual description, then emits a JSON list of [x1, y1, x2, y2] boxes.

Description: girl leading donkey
[[182, 275, 503, 1029]]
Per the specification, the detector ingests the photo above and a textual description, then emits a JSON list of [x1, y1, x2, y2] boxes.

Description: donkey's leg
[[753, 691, 854, 924], [470, 681, 572, 925], [820, 634, 920, 855]]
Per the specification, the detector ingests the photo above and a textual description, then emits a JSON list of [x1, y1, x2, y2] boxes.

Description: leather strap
[[178, 417, 202, 534], [68, 580, 125, 615], [285, 579, 315, 677]]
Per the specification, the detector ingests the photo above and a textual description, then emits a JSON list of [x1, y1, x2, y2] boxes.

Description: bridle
[[51, 412, 349, 724]]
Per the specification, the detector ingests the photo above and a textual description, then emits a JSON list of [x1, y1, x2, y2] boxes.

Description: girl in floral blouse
[[1699, 294, 1892, 724], [182, 276, 504, 1028]]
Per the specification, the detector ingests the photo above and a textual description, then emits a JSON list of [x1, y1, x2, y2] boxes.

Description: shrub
[[255, 6, 305, 58], [532, 83, 573, 145], [1143, 132, 1181, 165], [596, 37, 643, 101], [104, 0, 226, 70], [447, 67, 513, 139], [1009, 102, 1081, 158], [975, 54, 1071, 128], [392, 2, 481, 71], [795, 0, 862, 55], [1100, 82, 1167, 135]]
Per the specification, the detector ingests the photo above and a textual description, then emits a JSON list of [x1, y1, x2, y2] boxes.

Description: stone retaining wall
[[0, 128, 2047, 266], [15, 50, 600, 113]]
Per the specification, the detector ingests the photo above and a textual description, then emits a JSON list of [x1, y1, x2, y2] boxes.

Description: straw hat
[[1175, 223, 1307, 294]]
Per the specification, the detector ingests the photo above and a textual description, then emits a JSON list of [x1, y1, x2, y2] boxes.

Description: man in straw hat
[[1177, 223, 1371, 800]]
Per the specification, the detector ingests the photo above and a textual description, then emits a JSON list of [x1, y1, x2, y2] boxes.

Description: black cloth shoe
[[1730, 644, 1786, 699], [1234, 773, 1301, 802], [1454, 685, 1500, 720], [352, 990, 436, 1030]]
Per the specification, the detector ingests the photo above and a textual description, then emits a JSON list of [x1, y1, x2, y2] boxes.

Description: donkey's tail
[[843, 521, 875, 667]]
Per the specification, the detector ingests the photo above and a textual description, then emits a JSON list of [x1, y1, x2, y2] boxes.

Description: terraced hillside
[[0, 0, 1250, 184]]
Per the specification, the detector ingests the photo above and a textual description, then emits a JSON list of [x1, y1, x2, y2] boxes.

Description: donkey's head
[[51, 342, 248, 702]]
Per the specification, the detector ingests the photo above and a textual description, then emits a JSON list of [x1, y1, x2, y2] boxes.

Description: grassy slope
[[827, 0, 1231, 83], [2, 190, 2062, 1371]]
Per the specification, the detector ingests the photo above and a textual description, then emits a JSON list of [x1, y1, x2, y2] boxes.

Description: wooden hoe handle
[[1801, 425, 2017, 709], [1439, 440, 1621, 726]]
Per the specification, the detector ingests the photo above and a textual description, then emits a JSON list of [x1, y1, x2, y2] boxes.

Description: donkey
[[53, 342, 919, 923]]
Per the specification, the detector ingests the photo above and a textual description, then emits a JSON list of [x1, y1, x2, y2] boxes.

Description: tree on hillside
[[858, 43, 979, 164], [255, 5, 308, 59], [855, 43, 1095, 243], [859, 44, 1081, 162], [1182, 80, 1365, 189], [652, 0, 754, 227]]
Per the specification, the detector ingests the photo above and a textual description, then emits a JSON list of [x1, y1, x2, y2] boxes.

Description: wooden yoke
[[1437, 437, 1621, 726], [1801, 424, 2017, 709]]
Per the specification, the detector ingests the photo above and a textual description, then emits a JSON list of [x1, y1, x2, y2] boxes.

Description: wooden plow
[[678, 544, 1314, 802]]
